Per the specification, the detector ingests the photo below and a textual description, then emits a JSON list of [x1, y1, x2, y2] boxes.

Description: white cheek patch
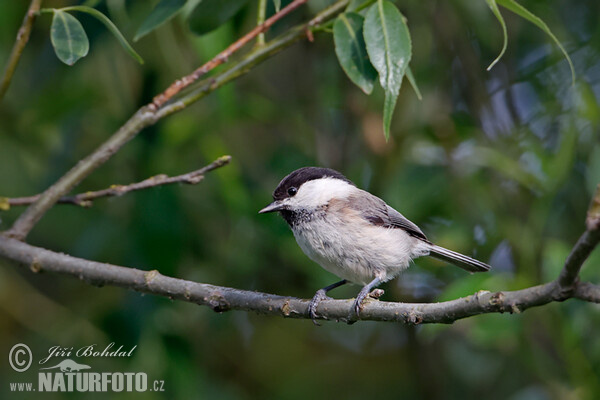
[[291, 178, 355, 209]]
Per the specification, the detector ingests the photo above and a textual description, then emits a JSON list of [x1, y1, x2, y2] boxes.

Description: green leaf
[[363, 0, 412, 140], [382, 89, 397, 141], [484, 0, 508, 71], [347, 0, 376, 14], [135, 0, 187, 41], [273, 0, 281, 13], [61, 6, 144, 64], [189, 0, 249, 36], [50, 10, 89, 66], [333, 13, 377, 94], [405, 67, 421, 100], [496, 0, 575, 84]]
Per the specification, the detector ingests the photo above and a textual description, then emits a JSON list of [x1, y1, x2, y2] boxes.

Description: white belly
[[292, 219, 429, 285]]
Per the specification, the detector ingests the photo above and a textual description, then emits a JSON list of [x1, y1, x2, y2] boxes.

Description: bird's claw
[[308, 289, 332, 326], [350, 290, 368, 321], [349, 287, 383, 322]]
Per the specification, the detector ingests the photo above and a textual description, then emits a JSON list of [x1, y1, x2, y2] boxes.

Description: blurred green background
[[1, 0, 600, 399]]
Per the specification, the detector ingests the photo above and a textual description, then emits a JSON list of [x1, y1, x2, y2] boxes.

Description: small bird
[[260, 167, 490, 323]]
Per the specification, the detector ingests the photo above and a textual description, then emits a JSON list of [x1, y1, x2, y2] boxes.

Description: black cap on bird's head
[[259, 167, 353, 214]]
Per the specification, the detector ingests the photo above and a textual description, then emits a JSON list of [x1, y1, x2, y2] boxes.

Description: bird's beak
[[259, 200, 286, 214]]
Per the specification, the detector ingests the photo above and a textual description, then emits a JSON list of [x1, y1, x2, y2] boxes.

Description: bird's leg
[[308, 279, 347, 325], [352, 277, 383, 320]]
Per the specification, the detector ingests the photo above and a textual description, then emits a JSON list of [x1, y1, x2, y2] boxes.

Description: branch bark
[[557, 184, 600, 295], [0, 230, 597, 324], [2, 181, 598, 324], [151, 0, 309, 109], [0, 0, 43, 101], [1, 156, 230, 209], [4, 0, 349, 241], [1, 0, 597, 326]]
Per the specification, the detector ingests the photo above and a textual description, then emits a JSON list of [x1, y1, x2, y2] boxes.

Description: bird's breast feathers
[[291, 207, 428, 284]]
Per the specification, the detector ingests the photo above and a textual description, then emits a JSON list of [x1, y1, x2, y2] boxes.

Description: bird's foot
[[349, 288, 384, 323], [308, 289, 332, 326]]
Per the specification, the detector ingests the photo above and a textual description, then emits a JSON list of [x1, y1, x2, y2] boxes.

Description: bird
[[259, 167, 490, 323]]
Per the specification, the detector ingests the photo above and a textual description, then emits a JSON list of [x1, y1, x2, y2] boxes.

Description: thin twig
[[4, 0, 349, 241], [0, 236, 596, 324], [257, 0, 268, 46], [150, 0, 309, 110], [557, 184, 600, 295], [5, 106, 157, 240], [1, 156, 230, 209], [0, 0, 43, 101]]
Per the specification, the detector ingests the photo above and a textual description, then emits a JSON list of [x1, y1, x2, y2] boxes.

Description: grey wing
[[383, 205, 428, 241], [350, 191, 428, 241]]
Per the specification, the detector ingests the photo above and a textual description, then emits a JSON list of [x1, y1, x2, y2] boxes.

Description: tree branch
[[1, 156, 230, 209], [150, 0, 309, 110], [0, 183, 598, 324], [573, 282, 600, 303], [4, 0, 349, 241], [0, 0, 43, 101], [4, 0, 595, 325], [0, 234, 596, 324], [557, 184, 600, 295]]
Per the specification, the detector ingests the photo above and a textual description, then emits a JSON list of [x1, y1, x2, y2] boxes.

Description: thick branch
[[5, 107, 157, 240], [573, 282, 600, 303], [1, 156, 230, 209], [5, 0, 349, 241], [0, 236, 595, 324], [0, 0, 43, 101]]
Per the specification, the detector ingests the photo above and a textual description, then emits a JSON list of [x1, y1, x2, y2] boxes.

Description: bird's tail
[[428, 244, 490, 272]]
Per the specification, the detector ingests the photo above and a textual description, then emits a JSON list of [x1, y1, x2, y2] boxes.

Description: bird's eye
[[287, 187, 298, 196]]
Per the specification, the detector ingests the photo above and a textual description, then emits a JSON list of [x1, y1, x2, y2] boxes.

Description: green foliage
[[484, 0, 508, 71], [405, 67, 421, 100], [62, 6, 144, 64], [135, 0, 187, 41], [50, 10, 89, 66], [488, 0, 575, 82], [363, 0, 411, 141], [333, 12, 377, 94], [1, 0, 599, 399], [188, 0, 249, 35], [43, 5, 143, 65]]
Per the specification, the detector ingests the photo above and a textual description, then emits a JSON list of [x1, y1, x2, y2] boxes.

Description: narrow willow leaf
[[189, 0, 249, 35], [135, 0, 187, 41], [273, 0, 281, 13], [485, 0, 508, 71], [333, 13, 377, 94], [364, 0, 412, 140], [50, 10, 89, 65], [383, 89, 397, 141], [496, 0, 575, 84], [405, 67, 421, 100]]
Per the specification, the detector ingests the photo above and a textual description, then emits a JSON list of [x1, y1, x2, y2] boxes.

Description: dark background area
[[1, 0, 600, 398]]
